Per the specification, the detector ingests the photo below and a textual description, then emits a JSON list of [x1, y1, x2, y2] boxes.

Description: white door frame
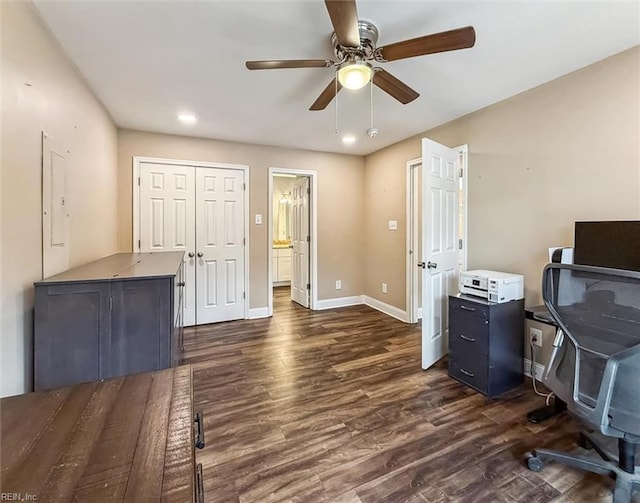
[[406, 145, 468, 324], [268, 167, 318, 316], [457, 145, 469, 273], [132, 156, 250, 320], [405, 157, 422, 324]]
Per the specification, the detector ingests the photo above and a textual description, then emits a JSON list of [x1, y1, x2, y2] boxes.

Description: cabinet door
[[109, 278, 171, 378], [272, 252, 279, 282], [279, 255, 292, 282], [34, 282, 111, 390]]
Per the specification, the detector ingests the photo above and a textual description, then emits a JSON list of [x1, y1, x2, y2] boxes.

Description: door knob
[[427, 261, 438, 269], [417, 262, 426, 269], [197, 252, 203, 258], [188, 252, 195, 258]]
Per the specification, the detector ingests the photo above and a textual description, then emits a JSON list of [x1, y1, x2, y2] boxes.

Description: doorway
[[268, 168, 317, 316], [406, 145, 468, 325], [133, 157, 250, 326]]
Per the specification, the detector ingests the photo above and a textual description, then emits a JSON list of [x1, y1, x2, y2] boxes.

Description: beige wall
[[117, 130, 365, 308], [1, 2, 118, 397], [364, 46, 640, 314]]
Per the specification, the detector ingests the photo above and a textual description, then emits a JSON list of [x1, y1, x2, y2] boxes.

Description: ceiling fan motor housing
[[331, 20, 379, 61]]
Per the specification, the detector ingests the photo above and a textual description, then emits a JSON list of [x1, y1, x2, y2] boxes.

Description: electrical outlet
[[382, 283, 387, 294], [529, 327, 543, 347], [335, 280, 342, 290]]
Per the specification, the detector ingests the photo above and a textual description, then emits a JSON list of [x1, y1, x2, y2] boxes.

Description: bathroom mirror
[[273, 175, 294, 245]]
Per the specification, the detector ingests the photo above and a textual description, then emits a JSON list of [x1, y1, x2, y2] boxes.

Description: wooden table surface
[[1, 366, 195, 502]]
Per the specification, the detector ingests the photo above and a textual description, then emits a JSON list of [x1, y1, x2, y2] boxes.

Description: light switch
[[388, 220, 398, 230], [255, 214, 262, 225]]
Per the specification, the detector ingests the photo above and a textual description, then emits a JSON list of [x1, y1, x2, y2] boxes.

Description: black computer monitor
[[574, 221, 640, 272]]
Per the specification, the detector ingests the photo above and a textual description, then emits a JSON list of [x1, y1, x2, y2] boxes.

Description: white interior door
[[139, 162, 196, 326], [291, 177, 310, 307], [421, 139, 459, 370], [195, 167, 245, 324]]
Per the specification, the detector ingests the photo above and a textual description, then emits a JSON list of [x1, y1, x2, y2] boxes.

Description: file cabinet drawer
[[449, 349, 488, 394], [449, 314, 489, 354], [450, 296, 489, 321]]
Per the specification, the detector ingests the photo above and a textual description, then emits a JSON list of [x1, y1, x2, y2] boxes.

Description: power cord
[[530, 338, 554, 406]]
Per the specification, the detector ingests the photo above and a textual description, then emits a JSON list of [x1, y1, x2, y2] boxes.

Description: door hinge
[[138, 239, 141, 250], [459, 238, 463, 250], [306, 283, 310, 291], [243, 237, 246, 246], [242, 292, 246, 299], [138, 177, 140, 186], [306, 235, 310, 243], [243, 183, 246, 191], [458, 168, 463, 178], [109, 296, 113, 311]]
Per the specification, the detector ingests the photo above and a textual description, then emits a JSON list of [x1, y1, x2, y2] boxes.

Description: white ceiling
[[34, 1, 639, 156]]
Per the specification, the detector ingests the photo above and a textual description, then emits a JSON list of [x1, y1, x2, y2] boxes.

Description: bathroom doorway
[[268, 168, 317, 316]]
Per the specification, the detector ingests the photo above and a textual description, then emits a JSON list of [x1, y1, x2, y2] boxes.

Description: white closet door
[[195, 167, 245, 324], [291, 177, 310, 307], [139, 162, 196, 326]]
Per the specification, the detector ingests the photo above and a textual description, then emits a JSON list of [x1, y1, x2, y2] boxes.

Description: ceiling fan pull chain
[[370, 77, 374, 130], [335, 70, 339, 134], [367, 71, 380, 138]]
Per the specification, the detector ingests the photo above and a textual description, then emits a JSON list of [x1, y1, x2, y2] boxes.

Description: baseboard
[[248, 307, 270, 319], [316, 296, 363, 310], [361, 295, 407, 322], [524, 358, 546, 381]]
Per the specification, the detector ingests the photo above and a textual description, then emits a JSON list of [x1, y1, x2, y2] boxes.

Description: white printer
[[459, 269, 524, 303]]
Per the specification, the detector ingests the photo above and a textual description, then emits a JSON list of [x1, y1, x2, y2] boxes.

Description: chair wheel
[[525, 452, 544, 472], [578, 432, 594, 450]]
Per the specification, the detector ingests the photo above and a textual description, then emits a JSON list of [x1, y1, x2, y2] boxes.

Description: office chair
[[525, 263, 640, 503]]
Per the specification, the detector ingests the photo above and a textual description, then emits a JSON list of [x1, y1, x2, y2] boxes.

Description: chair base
[[525, 433, 639, 503]]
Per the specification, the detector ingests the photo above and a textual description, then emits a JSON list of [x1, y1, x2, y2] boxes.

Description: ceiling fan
[[245, 0, 476, 111]]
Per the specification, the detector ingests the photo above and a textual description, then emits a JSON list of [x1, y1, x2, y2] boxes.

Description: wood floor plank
[[182, 287, 633, 503]]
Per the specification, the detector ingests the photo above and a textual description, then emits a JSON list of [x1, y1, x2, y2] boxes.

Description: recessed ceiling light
[[342, 135, 356, 145], [178, 113, 197, 124]]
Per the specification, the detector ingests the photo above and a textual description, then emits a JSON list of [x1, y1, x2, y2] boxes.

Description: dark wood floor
[[183, 287, 628, 503]]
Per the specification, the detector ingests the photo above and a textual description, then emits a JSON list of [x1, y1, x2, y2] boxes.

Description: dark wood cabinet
[[34, 252, 184, 391], [1, 366, 203, 502], [448, 294, 524, 397]]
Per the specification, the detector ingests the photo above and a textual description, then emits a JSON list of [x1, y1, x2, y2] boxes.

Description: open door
[[421, 138, 460, 370], [291, 176, 310, 307]]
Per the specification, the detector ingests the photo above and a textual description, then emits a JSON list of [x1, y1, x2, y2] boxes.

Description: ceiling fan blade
[[246, 59, 334, 70], [378, 26, 476, 62], [373, 69, 419, 104], [324, 0, 360, 48], [309, 78, 342, 111]]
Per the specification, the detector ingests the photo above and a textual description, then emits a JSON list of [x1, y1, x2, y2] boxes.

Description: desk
[[524, 305, 567, 423]]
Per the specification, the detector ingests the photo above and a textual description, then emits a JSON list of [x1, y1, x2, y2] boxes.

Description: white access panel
[[42, 132, 70, 278]]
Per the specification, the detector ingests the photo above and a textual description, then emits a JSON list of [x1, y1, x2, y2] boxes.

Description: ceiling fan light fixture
[[337, 61, 372, 90]]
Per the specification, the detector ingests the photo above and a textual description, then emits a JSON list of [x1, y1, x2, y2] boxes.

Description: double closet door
[[139, 162, 246, 326]]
